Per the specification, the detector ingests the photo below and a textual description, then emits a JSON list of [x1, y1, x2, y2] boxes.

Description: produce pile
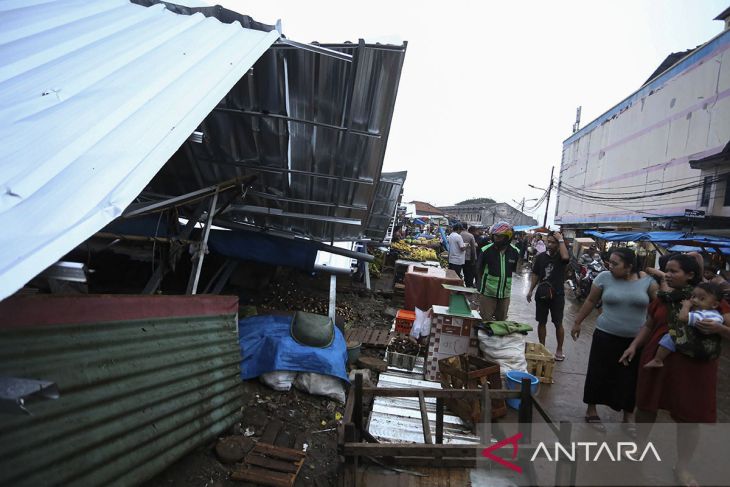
[[368, 248, 385, 279], [390, 240, 439, 262], [388, 335, 421, 355], [403, 237, 441, 246]]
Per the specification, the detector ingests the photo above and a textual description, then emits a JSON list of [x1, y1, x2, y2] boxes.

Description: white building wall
[[556, 28, 730, 227]]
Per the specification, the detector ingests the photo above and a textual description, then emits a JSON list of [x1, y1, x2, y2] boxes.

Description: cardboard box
[[425, 305, 480, 381]]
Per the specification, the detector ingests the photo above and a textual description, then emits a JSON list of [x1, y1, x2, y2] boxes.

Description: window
[[701, 176, 712, 207], [724, 173, 730, 207]]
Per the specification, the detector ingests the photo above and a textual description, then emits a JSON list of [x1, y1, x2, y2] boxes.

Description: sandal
[[585, 415, 606, 433], [555, 353, 565, 361]]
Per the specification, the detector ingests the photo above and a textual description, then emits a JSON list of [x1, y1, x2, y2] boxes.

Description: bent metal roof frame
[[0, 0, 280, 300], [137, 3, 408, 244]]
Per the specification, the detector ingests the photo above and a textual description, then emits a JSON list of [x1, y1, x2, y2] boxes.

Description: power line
[[557, 175, 724, 202], [558, 173, 703, 191]]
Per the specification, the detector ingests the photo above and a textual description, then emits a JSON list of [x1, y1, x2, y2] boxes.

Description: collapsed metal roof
[[0, 0, 279, 300], [136, 3, 408, 243]]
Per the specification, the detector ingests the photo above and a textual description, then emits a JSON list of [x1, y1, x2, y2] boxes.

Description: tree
[[455, 197, 495, 206]]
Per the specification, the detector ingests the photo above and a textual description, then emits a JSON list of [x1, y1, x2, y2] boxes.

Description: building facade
[[555, 13, 730, 232], [438, 203, 538, 228]]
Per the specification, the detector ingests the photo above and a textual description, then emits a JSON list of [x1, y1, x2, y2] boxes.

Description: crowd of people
[[440, 219, 730, 486]]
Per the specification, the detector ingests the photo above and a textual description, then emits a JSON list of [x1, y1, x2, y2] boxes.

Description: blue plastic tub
[[504, 370, 539, 410]]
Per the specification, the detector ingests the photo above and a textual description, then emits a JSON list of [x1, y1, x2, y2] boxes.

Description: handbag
[[535, 281, 554, 301]]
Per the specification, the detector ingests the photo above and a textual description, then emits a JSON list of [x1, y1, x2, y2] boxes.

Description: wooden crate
[[231, 443, 306, 487], [525, 342, 555, 384], [438, 354, 507, 427]]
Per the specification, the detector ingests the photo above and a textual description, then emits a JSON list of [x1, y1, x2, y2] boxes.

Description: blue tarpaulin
[[413, 218, 426, 225], [513, 225, 541, 232], [208, 230, 319, 271], [238, 315, 348, 382], [584, 231, 730, 249], [583, 231, 686, 242], [667, 245, 730, 256]]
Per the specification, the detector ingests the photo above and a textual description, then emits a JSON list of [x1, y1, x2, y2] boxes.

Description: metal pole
[[329, 274, 337, 322], [543, 166, 554, 228], [188, 189, 219, 295]]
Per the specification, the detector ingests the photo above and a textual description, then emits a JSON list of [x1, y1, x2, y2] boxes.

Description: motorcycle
[[568, 256, 606, 300]]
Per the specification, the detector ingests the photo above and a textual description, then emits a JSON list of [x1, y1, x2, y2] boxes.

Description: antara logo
[[481, 433, 661, 474], [531, 442, 661, 462]]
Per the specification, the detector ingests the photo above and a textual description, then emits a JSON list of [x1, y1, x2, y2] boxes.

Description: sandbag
[[294, 372, 346, 403], [477, 329, 527, 374], [259, 371, 297, 391]]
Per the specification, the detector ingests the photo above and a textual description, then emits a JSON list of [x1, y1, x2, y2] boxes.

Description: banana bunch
[[391, 240, 412, 252], [409, 247, 437, 262]]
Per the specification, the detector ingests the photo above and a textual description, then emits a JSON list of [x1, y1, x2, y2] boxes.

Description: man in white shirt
[[447, 224, 468, 278]]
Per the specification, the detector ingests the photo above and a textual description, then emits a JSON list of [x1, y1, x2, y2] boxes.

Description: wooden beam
[[343, 443, 480, 457], [361, 387, 520, 399], [418, 390, 432, 444]]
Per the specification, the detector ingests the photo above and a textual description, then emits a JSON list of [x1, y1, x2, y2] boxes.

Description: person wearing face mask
[[571, 248, 658, 434], [477, 221, 521, 321]]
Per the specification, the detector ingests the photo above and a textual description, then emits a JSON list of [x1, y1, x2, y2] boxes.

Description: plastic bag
[[410, 307, 432, 339], [294, 372, 346, 403], [259, 370, 297, 391], [477, 330, 527, 374]]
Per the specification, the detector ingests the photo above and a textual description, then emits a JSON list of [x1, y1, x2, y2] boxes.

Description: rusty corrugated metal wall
[[0, 295, 241, 487]]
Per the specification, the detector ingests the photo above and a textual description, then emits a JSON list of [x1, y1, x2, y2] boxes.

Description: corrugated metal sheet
[[146, 32, 408, 242], [365, 171, 407, 242], [0, 0, 279, 300], [0, 295, 242, 487], [368, 359, 479, 445]]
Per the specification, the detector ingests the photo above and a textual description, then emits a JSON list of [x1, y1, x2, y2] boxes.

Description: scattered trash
[[335, 412, 343, 421], [243, 427, 255, 437]]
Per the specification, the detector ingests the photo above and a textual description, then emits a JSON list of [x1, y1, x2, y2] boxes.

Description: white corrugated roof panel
[[0, 0, 279, 300]]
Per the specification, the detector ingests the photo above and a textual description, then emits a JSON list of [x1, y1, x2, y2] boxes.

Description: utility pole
[[543, 166, 554, 228]]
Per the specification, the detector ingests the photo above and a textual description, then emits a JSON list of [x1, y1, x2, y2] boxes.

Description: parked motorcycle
[[568, 256, 606, 300]]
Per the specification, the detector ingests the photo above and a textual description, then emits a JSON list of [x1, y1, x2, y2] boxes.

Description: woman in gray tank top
[[571, 247, 658, 433]]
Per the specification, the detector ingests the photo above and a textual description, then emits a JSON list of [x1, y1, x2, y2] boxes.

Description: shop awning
[[667, 245, 730, 256], [0, 0, 279, 300], [585, 231, 730, 248]]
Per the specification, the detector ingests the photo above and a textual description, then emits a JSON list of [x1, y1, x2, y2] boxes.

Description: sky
[[213, 0, 727, 224]]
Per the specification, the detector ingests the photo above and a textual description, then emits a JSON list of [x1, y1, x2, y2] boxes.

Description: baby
[[645, 282, 725, 368]]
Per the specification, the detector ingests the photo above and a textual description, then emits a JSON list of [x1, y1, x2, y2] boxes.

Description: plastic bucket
[[504, 370, 539, 410], [346, 341, 362, 365]]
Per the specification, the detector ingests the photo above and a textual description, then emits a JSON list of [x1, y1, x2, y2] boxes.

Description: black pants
[[462, 261, 476, 288], [448, 263, 463, 277]]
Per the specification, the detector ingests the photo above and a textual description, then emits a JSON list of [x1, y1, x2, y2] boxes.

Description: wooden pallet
[[231, 443, 306, 487], [345, 327, 396, 348]]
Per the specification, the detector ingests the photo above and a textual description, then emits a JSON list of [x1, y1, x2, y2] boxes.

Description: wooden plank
[[254, 442, 306, 461], [246, 454, 299, 474], [260, 419, 284, 445], [361, 387, 520, 399], [418, 390, 432, 444], [343, 444, 479, 457], [231, 465, 292, 487]]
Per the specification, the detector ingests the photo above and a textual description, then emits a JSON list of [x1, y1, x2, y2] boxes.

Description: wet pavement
[[505, 265, 730, 424]]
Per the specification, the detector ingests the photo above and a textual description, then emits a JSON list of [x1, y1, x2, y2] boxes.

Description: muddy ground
[[144, 267, 397, 487]]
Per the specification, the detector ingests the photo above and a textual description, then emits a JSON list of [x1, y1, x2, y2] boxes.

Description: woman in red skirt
[[620, 253, 730, 486]]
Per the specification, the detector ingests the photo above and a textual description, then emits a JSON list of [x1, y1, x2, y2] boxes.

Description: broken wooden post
[[418, 390, 432, 444], [353, 373, 363, 441], [435, 397, 444, 444], [518, 377, 533, 444]]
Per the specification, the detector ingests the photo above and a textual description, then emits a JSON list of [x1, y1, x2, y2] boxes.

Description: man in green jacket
[[477, 221, 520, 321]]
